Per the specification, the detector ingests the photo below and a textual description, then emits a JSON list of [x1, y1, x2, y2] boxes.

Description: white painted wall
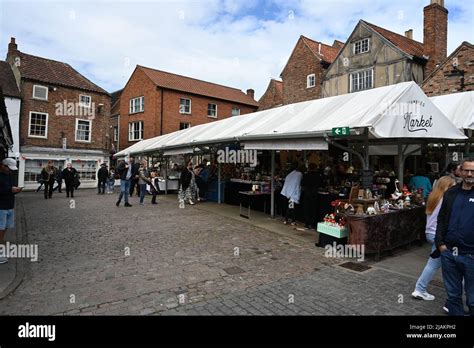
[[5, 96, 21, 157]]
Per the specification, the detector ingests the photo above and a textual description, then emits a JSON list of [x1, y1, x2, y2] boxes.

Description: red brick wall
[[423, 3, 448, 77], [160, 90, 256, 135], [281, 41, 324, 105], [119, 68, 159, 150], [258, 80, 283, 111], [119, 68, 258, 150], [422, 44, 474, 97], [19, 81, 111, 151]]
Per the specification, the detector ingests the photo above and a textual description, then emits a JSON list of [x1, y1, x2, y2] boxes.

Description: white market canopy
[[116, 81, 466, 157], [430, 91, 474, 130]]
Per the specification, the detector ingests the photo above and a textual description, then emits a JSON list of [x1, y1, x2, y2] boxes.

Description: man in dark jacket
[[129, 157, 140, 197], [436, 158, 474, 316], [0, 158, 22, 264], [301, 163, 322, 229], [97, 163, 109, 195], [116, 157, 137, 207], [62, 163, 77, 198]]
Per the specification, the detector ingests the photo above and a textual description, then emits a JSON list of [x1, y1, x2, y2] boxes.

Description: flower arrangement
[[323, 213, 346, 227]]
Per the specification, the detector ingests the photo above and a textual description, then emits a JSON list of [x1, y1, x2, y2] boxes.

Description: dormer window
[[307, 74, 316, 88], [353, 38, 370, 55]]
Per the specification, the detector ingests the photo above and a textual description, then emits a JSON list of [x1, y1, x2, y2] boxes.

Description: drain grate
[[338, 262, 372, 272], [223, 266, 246, 275]]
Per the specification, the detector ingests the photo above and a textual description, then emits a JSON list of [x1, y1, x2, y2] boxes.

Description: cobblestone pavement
[[0, 190, 447, 315]]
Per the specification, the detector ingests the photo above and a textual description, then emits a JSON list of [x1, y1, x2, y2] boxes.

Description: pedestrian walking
[[129, 157, 140, 197], [150, 170, 159, 205], [436, 158, 474, 316], [116, 158, 137, 207], [108, 167, 116, 193], [55, 169, 63, 193], [138, 161, 151, 205], [0, 158, 22, 264], [62, 163, 78, 198], [41, 160, 58, 199], [97, 163, 108, 195], [412, 176, 456, 301], [178, 161, 196, 205]]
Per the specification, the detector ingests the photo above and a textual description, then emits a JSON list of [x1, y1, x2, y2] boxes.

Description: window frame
[[128, 121, 144, 141], [129, 96, 145, 114], [231, 107, 240, 117], [75, 118, 92, 143], [113, 126, 119, 142], [179, 98, 192, 114], [79, 94, 92, 108], [32, 85, 48, 101], [349, 68, 374, 93], [306, 74, 316, 88], [207, 103, 218, 118], [28, 111, 49, 139], [179, 122, 191, 130], [353, 38, 370, 55]]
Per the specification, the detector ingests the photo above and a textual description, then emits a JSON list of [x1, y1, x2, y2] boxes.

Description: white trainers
[[0, 257, 8, 264], [412, 290, 435, 301]]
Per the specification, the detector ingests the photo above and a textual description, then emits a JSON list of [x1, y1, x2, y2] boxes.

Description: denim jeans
[[441, 249, 474, 316], [139, 184, 147, 204], [107, 180, 115, 193], [415, 233, 441, 293], [118, 180, 130, 204]]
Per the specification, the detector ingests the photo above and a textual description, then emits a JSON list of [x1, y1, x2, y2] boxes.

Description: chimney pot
[[431, 0, 444, 6], [405, 29, 413, 40], [246, 89, 255, 100]]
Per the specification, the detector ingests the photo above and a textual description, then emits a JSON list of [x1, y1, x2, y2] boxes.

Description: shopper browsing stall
[[281, 164, 303, 225]]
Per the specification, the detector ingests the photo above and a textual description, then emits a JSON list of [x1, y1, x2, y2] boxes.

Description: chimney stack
[[405, 29, 413, 40], [7, 37, 18, 59], [423, 0, 448, 77], [246, 89, 255, 100]]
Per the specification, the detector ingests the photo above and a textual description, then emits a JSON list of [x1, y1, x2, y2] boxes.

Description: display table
[[238, 191, 271, 219], [345, 206, 426, 259]]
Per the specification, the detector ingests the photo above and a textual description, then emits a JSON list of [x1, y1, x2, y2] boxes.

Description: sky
[[0, 0, 472, 99]]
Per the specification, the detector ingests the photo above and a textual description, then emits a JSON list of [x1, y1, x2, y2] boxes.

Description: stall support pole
[[218, 162, 222, 204], [397, 144, 404, 188], [271, 150, 275, 219], [164, 156, 168, 195], [325, 137, 368, 170]]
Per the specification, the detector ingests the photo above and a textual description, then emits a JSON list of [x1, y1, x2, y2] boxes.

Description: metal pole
[[164, 156, 168, 195], [217, 162, 222, 204], [397, 144, 404, 188], [271, 150, 275, 218]]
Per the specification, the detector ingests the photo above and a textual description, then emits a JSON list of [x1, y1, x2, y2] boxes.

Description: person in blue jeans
[[116, 157, 137, 207], [412, 176, 455, 301], [436, 158, 474, 316]]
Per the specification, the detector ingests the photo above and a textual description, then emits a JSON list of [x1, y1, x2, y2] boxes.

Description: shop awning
[[163, 147, 194, 156], [243, 139, 328, 151], [115, 81, 466, 157], [430, 91, 474, 130], [369, 145, 421, 156]]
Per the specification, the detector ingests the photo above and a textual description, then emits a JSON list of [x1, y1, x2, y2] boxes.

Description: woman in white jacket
[[281, 164, 303, 225]]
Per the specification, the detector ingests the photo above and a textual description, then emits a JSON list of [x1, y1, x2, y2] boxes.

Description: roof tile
[[0, 61, 20, 98]]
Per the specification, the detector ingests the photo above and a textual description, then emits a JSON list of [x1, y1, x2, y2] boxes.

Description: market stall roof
[[430, 91, 474, 130], [115, 81, 466, 157]]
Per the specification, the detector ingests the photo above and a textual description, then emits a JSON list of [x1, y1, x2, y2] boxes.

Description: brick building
[[422, 41, 474, 96], [280, 35, 341, 105], [258, 79, 283, 111], [323, 0, 449, 97], [5, 38, 111, 189], [118, 65, 258, 151]]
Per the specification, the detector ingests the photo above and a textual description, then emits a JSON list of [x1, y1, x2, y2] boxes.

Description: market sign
[[332, 127, 350, 137]]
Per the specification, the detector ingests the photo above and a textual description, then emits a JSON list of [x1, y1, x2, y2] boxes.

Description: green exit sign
[[332, 127, 350, 137]]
